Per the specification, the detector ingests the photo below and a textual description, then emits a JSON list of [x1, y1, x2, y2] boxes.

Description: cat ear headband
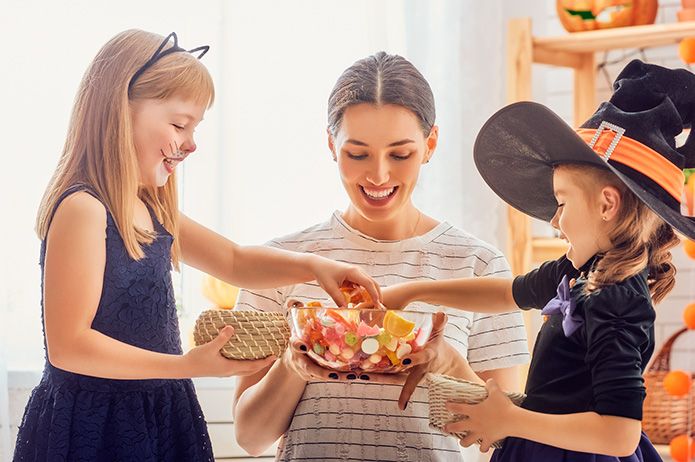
[[128, 31, 209, 91]]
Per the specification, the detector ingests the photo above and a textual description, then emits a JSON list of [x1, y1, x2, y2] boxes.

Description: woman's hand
[[397, 312, 482, 409], [183, 326, 276, 377], [309, 256, 383, 309], [444, 379, 514, 452]]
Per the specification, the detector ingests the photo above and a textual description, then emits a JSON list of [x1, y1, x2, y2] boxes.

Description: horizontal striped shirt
[[235, 212, 530, 461]]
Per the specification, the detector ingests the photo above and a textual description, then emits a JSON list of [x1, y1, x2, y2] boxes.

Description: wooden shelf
[[505, 18, 695, 275]]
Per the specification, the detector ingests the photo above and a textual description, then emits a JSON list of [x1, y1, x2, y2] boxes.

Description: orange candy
[[684, 303, 695, 330], [670, 435, 695, 462], [664, 370, 692, 397], [679, 37, 695, 65]]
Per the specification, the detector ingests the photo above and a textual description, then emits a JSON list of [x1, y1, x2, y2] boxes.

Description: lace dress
[[13, 188, 213, 462]]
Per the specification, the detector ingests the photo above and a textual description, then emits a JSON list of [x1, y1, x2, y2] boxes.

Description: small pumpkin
[[556, 0, 658, 33], [200, 274, 240, 309]]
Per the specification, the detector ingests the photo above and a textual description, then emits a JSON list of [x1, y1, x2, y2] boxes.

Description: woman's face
[[130, 95, 206, 187], [329, 103, 437, 235]]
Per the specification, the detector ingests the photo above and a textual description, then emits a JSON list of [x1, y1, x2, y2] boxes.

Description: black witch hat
[[474, 59, 695, 241]]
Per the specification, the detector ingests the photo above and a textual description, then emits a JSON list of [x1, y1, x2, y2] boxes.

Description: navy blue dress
[[13, 188, 214, 461]]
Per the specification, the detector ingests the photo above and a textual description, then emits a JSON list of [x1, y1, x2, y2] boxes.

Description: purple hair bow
[[541, 274, 583, 337]]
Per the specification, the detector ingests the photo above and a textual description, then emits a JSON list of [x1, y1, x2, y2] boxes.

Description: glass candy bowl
[[290, 306, 435, 373]]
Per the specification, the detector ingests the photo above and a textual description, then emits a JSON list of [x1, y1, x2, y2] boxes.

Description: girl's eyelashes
[[172, 124, 184, 130]]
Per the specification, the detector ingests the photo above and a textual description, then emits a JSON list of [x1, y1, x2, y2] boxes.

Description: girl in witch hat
[[382, 59, 695, 460]]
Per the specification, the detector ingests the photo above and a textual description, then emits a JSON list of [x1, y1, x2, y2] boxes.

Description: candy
[[345, 331, 358, 346], [329, 343, 341, 355], [385, 336, 399, 351], [377, 331, 392, 345], [361, 337, 379, 355], [396, 343, 412, 359], [385, 350, 401, 366], [356, 321, 380, 338], [295, 305, 428, 373]]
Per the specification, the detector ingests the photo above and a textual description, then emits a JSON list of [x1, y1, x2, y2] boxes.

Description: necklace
[[409, 210, 422, 239]]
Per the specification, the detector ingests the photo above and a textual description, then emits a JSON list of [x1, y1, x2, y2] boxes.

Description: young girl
[[13, 30, 380, 462], [382, 59, 695, 460], [231, 51, 529, 461]]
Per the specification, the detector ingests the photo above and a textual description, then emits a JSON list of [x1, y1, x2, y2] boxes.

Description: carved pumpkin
[[556, 0, 658, 33], [200, 274, 240, 309]]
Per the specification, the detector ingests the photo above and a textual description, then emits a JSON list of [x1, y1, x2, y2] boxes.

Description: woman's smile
[[361, 185, 397, 204]]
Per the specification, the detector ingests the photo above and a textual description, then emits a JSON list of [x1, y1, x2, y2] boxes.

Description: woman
[[231, 51, 530, 461]]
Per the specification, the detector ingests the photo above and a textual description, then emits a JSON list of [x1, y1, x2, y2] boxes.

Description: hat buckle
[[589, 121, 625, 161]]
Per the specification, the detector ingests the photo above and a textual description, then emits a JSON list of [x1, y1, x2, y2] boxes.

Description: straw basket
[[193, 310, 291, 360], [642, 327, 695, 444], [427, 373, 526, 449]]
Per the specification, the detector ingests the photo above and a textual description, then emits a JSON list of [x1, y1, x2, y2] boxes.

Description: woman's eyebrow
[[344, 138, 415, 147]]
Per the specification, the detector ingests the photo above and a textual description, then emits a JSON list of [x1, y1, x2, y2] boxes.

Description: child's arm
[[381, 277, 517, 313], [446, 379, 642, 456], [178, 213, 381, 307], [44, 193, 274, 379]]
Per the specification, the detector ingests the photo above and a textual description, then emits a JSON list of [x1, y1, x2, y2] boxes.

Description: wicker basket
[[642, 327, 695, 444], [427, 373, 526, 449], [193, 310, 291, 360]]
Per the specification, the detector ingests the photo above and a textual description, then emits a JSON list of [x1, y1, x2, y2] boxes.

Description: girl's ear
[[599, 186, 622, 221], [327, 127, 337, 162], [424, 125, 439, 164]]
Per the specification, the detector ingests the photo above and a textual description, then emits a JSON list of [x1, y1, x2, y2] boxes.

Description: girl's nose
[[550, 208, 560, 230]]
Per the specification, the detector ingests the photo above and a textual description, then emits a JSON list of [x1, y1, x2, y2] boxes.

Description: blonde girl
[[13, 29, 379, 462], [383, 59, 695, 461]]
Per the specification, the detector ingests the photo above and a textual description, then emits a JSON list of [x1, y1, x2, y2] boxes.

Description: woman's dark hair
[[327, 51, 435, 137]]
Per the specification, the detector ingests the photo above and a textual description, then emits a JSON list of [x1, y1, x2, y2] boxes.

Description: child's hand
[[380, 283, 413, 311], [311, 258, 383, 309], [443, 379, 513, 452], [184, 326, 276, 377]]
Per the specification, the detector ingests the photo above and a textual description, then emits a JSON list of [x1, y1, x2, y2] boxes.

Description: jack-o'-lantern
[[556, 0, 658, 33]]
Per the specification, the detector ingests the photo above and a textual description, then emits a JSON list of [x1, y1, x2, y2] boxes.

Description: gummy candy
[[293, 304, 430, 373]]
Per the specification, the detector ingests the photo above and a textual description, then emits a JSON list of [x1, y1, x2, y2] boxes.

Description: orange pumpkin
[[556, 0, 658, 33]]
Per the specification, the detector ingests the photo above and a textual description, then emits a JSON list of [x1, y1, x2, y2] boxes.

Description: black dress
[[491, 256, 663, 462]]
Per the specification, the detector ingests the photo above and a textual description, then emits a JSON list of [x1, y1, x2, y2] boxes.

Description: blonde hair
[[556, 164, 678, 304], [36, 29, 215, 268]]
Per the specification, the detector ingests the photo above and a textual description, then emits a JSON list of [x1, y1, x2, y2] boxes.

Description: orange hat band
[[576, 126, 684, 202]]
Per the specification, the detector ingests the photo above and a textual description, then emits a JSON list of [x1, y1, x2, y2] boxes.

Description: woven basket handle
[[646, 327, 688, 373]]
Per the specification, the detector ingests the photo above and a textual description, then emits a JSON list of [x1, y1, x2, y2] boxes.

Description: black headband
[[128, 32, 209, 91]]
